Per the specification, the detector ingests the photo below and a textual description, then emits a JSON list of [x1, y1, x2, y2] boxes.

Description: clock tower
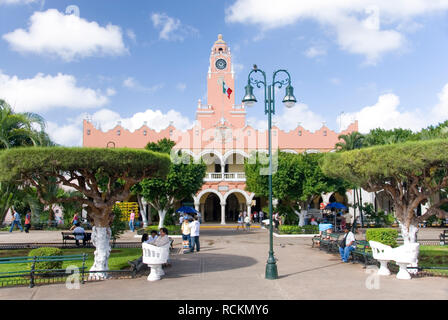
[[196, 34, 246, 129]]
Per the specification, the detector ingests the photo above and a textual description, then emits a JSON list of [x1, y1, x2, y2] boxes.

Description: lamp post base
[[265, 255, 278, 280]]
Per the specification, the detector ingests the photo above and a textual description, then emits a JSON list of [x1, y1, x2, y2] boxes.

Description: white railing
[[204, 172, 246, 182]]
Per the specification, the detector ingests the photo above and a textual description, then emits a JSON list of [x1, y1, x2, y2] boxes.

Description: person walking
[[9, 208, 23, 232], [237, 212, 244, 230], [244, 214, 251, 231], [24, 211, 31, 233], [70, 213, 79, 231], [259, 210, 264, 224], [181, 217, 192, 252], [253, 211, 258, 224], [189, 216, 200, 252], [129, 210, 135, 232]]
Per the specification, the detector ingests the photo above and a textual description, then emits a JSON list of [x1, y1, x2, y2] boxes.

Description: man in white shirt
[[189, 216, 200, 252], [339, 227, 356, 263]]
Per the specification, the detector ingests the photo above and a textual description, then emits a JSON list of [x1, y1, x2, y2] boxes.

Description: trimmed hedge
[[137, 225, 182, 236], [365, 228, 399, 248], [278, 225, 319, 235], [28, 247, 63, 272]]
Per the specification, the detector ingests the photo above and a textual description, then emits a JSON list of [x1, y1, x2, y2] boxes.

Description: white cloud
[[304, 46, 327, 58], [248, 102, 325, 132], [47, 107, 195, 147], [151, 12, 198, 41], [126, 29, 136, 42], [339, 94, 426, 132], [226, 0, 448, 63], [46, 120, 83, 146], [431, 84, 448, 119], [339, 84, 448, 133], [0, 71, 109, 112], [0, 0, 36, 4], [176, 83, 187, 92], [329, 77, 341, 85], [3, 9, 127, 61], [122, 77, 164, 93]]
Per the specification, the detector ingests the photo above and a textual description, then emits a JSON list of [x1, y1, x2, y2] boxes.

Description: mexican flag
[[222, 81, 233, 99]]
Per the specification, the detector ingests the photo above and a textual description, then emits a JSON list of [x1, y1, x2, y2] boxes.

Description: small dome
[[215, 34, 226, 44]]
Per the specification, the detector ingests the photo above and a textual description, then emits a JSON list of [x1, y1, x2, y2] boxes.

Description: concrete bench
[[142, 242, 170, 281], [369, 241, 420, 280]]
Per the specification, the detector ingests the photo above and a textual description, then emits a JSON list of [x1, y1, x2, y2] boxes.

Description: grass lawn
[[0, 247, 142, 274], [418, 245, 448, 276]]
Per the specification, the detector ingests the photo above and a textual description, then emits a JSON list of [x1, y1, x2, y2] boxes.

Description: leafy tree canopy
[[321, 139, 448, 242], [245, 151, 349, 210], [137, 139, 206, 227], [0, 147, 171, 226]]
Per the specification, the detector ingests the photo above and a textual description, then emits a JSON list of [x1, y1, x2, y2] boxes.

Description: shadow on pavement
[[166, 252, 258, 278], [278, 262, 343, 279]]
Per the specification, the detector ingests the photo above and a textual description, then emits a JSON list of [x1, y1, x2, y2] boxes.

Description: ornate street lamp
[[242, 65, 297, 280]]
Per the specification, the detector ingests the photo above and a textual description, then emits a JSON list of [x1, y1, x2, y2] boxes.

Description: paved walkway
[[0, 228, 447, 300], [0, 225, 444, 243]]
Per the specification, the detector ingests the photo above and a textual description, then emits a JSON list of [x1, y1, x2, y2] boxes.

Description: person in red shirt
[[24, 211, 31, 233]]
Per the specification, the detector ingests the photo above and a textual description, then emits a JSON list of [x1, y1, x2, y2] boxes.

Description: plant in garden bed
[[365, 228, 399, 248], [138, 224, 181, 235], [278, 225, 319, 234], [28, 247, 63, 275]]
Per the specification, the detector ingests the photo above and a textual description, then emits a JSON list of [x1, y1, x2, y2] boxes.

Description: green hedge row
[[278, 225, 319, 235], [365, 228, 399, 248]]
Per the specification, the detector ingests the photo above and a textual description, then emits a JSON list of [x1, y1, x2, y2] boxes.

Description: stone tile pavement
[[0, 228, 447, 300]]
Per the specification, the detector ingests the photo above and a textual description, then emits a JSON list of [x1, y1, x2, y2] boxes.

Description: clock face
[[215, 59, 227, 70]]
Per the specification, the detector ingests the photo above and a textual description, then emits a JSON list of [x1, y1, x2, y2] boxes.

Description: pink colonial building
[[83, 35, 358, 224]]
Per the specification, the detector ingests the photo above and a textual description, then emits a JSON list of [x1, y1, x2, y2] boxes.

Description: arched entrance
[[329, 192, 348, 206], [226, 194, 239, 222], [204, 193, 221, 222]]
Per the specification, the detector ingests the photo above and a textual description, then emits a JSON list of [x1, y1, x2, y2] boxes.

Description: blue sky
[[1, 0, 448, 145]]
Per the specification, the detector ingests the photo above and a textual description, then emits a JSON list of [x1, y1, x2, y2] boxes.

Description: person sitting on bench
[[73, 223, 86, 247], [151, 228, 170, 247]]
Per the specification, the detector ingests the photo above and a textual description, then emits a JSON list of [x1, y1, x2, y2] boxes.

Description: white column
[[221, 203, 226, 225], [247, 204, 252, 221], [195, 202, 200, 213]]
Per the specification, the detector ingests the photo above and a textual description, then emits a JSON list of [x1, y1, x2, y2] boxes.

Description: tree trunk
[[295, 210, 306, 227], [359, 189, 364, 228], [399, 221, 418, 245], [89, 226, 112, 280], [137, 195, 148, 228], [158, 209, 167, 229]]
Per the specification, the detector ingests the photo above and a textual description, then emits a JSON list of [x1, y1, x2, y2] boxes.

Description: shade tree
[[322, 139, 448, 244], [0, 147, 170, 278]]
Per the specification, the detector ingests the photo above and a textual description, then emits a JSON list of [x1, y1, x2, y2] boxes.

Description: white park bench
[[369, 240, 420, 280], [142, 242, 170, 281]]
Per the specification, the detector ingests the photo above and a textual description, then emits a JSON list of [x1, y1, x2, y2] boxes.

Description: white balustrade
[[204, 172, 246, 181]]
